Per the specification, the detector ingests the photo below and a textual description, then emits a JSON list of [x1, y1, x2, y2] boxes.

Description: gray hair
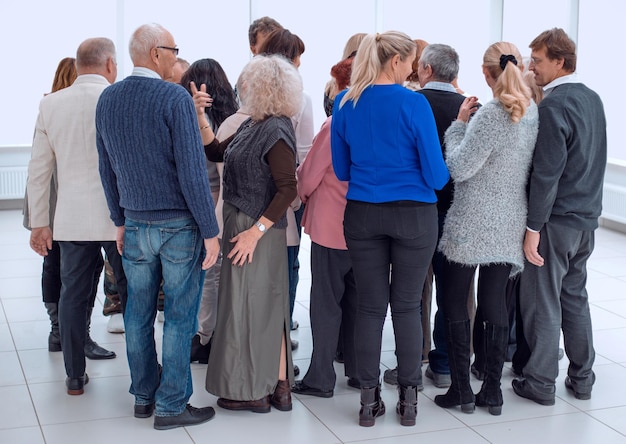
[[420, 43, 459, 83], [236, 54, 302, 121], [76, 38, 115, 70], [129, 23, 168, 63]]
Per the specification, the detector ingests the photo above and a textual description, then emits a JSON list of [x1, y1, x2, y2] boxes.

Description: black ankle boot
[[45, 302, 62, 352], [434, 319, 475, 413], [475, 322, 508, 415], [359, 385, 385, 427], [396, 385, 418, 426], [190, 334, 211, 364]]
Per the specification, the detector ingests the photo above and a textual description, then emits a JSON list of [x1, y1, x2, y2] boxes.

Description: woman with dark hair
[[258, 28, 314, 350], [179, 58, 239, 364]]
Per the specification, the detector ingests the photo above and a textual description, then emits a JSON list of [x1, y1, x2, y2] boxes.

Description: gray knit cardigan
[[438, 99, 538, 275]]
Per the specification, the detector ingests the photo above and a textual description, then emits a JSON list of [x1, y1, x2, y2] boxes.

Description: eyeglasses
[[156, 46, 179, 56]]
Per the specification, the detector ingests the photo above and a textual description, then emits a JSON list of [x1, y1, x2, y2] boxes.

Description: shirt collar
[[422, 81, 457, 93], [543, 72, 581, 95], [131, 67, 162, 79]]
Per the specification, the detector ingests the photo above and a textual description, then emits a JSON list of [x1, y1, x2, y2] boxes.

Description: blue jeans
[[122, 217, 205, 417]]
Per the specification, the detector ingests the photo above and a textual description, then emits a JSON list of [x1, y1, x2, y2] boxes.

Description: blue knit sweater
[[331, 85, 449, 203], [96, 76, 218, 239]]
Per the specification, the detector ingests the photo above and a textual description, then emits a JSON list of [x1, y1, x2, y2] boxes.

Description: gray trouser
[[197, 245, 222, 345], [519, 222, 596, 398]]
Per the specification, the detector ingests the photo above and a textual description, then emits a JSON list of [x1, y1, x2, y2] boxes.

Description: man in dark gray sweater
[[513, 28, 607, 405]]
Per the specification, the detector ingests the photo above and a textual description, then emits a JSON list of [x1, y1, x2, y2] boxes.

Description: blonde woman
[[331, 31, 449, 427], [201, 54, 301, 413], [434, 42, 538, 416]]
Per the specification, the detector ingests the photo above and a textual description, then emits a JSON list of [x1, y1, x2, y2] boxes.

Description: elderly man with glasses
[[96, 23, 220, 430]]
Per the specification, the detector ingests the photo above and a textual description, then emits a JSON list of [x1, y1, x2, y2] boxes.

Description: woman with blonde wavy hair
[[200, 54, 301, 413], [331, 31, 449, 427], [434, 41, 538, 416]]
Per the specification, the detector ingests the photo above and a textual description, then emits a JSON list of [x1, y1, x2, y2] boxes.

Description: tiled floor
[[1, 208, 626, 444]]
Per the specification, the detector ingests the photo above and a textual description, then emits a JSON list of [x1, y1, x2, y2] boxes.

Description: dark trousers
[[344, 200, 438, 388], [442, 261, 511, 327], [42, 241, 62, 303], [58, 241, 123, 378], [302, 242, 357, 391]]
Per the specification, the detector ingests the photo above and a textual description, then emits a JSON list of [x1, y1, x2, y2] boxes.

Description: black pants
[[58, 241, 124, 378], [302, 242, 357, 391], [344, 200, 438, 388]]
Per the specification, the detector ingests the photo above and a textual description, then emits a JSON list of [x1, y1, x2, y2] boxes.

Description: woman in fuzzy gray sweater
[[433, 42, 538, 417]]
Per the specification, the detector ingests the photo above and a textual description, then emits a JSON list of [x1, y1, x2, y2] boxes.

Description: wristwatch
[[255, 221, 266, 233]]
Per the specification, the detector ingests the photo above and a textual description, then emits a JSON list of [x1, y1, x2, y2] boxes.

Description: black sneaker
[[154, 404, 216, 430]]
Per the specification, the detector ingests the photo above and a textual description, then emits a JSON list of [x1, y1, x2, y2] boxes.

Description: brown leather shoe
[[217, 396, 271, 413], [271, 380, 292, 411]]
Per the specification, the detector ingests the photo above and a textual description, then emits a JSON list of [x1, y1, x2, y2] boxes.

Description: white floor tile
[[473, 412, 626, 444], [1, 207, 626, 443]]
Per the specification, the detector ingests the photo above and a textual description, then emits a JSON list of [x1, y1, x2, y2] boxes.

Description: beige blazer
[[27, 74, 117, 241]]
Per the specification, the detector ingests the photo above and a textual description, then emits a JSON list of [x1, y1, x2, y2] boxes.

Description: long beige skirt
[[205, 202, 294, 400]]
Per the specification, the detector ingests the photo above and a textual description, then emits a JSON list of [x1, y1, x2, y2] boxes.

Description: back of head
[[407, 39, 429, 83], [248, 16, 283, 47], [483, 41, 530, 122], [342, 33, 367, 59], [529, 27, 577, 72], [340, 30, 416, 108], [258, 28, 305, 62], [236, 54, 302, 121], [76, 38, 116, 74], [51, 57, 77, 93], [180, 58, 238, 128], [419, 43, 459, 83], [129, 23, 168, 65]]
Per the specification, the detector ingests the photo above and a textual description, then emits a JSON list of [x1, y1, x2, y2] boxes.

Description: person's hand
[[523, 229, 544, 267], [116, 226, 125, 255], [190, 81, 213, 117], [30, 227, 53, 257], [227, 228, 263, 267], [202, 237, 220, 270], [456, 96, 479, 123]]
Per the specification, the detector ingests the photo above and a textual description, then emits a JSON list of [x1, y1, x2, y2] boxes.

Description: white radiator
[[0, 166, 27, 200], [603, 184, 626, 225]]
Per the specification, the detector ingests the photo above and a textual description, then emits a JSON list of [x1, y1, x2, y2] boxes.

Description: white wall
[[0, 0, 622, 160]]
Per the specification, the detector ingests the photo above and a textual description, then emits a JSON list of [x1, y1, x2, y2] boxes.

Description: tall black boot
[[434, 319, 475, 413], [396, 385, 418, 426], [84, 308, 116, 360], [359, 385, 385, 427], [475, 322, 508, 415], [45, 302, 62, 352]]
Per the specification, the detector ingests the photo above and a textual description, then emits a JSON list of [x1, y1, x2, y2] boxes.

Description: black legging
[[442, 260, 511, 328]]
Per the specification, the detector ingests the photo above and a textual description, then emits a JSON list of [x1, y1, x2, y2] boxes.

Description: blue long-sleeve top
[[330, 84, 449, 203], [96, 76, 218, 239]]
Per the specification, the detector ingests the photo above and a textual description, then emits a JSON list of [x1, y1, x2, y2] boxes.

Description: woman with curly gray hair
[[199, 54, 302, 413]]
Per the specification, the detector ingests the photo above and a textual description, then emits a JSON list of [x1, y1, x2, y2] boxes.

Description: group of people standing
[[24, 16, 606, 433]]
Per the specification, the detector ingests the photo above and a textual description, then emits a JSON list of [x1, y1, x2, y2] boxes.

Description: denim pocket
[[343, 201, 370, 238], [159, 225, 198, 264], [123, 226, 144, 262]]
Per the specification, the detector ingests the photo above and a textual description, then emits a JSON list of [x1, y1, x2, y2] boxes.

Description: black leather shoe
[[190, 334, 211, 364], [134, 402, 155, 418], [347, 377, 360, 389], [292, 380, 333, 398], [512, 379, 555, 406], [291, 339, 299, 351], [154, 404, 216, 430], [85, 338, 116, 360], [565, 376, 592, 400], [217, 396, 271, 413], [66, 373, 89, 395]]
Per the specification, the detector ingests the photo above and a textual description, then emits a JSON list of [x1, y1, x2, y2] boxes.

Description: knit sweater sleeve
[[444, 102, 500, 183], [171, 96, 219, 239], [96, 128, 124, 226], [526, 101, 568, 231]]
